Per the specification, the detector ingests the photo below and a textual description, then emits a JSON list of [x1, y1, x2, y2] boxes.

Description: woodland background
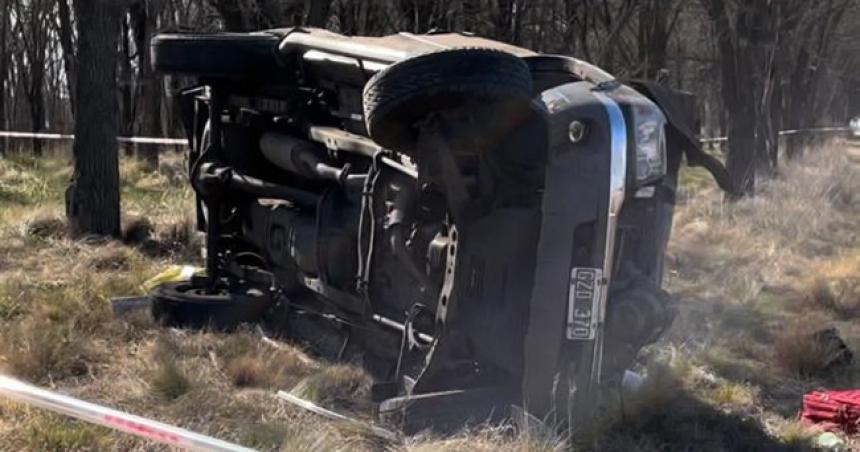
[[0, 0, 858, 226]]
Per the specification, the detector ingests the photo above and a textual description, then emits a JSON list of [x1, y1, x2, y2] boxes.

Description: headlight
[[632, 104, 667, 185]]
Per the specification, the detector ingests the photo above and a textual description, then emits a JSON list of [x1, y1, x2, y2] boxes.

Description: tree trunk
[[208, 0, 248, 31], [0, 0, 9, 156], [21, 0, 50, 157], [132, 0, 159, 168], [638, 0, 675, 79], [120, 13, 135, 157], [305, 0, 331, 27], [57, 0, 76, 115], [66, 0, 125, 237], [705, 0, 776, 196], [29, 82, 44, 157]]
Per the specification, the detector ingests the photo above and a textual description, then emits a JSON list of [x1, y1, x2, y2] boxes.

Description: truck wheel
[[151, 32, 284, 79], [362, 48, 533, 152], [150, 282, 272, 331]]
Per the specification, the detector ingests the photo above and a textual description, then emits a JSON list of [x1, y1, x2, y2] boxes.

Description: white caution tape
[[777, 126, 851, 136], [1, 126, 848, 148], [0, 375, 255, 452], [0, 130, 187, 146], [701, 126, 851, 144]]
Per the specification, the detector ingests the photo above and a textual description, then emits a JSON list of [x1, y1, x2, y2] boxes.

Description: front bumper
[[523, 81, 630, 417]]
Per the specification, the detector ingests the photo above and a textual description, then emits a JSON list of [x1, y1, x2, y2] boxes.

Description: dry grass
[[24, 213, 67, 240], [15, 411, 114, 451], [801, 252, 860, 318], [218, 331, 314, 389], [1, 143, 858, 450], [773, 322, 852, 378], [291, 364, 372, 410], [405, 423, 568, 452], [655, 141, 860, 448], [148, 342, 193, 400]]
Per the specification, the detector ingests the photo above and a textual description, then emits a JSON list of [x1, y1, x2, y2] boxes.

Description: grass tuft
[[291, 364, 371, 409], [219, 331, 312, 389], [21, 412, 113, 451], [0, 318, 96, 381], [24, 213, 67, 239], [122, 216, 154, 245], [773, 420, 818, 447], [706, 381, 756, 408], [802, 252, 860, 318], [155, 212, 200, 258], [148, 357, 192, 400], [277, 421, 343, 452], [773, 322, 850, 378], [86, 242, 135, 271], [0, 276, 115, 382]]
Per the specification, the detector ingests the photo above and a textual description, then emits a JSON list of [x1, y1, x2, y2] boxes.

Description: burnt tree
[[66, 0, 126, 237]]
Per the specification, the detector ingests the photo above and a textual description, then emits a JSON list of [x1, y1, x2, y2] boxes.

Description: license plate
[[566, 267, 603, 340]]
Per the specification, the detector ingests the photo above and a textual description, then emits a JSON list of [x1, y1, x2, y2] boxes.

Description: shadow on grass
[[594, 390, 811, 452]]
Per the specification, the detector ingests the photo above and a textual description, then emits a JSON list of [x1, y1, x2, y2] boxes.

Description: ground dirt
[[0, 142, 858, 451]]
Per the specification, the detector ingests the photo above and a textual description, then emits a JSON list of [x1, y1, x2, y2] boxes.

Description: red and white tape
[[0, 375, 255, 452]]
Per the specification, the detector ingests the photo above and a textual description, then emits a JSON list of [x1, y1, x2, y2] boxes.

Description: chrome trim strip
[[590, 90, 628, 384]]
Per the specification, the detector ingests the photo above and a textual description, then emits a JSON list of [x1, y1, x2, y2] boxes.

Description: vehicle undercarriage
[[148, 27, 731, 433]]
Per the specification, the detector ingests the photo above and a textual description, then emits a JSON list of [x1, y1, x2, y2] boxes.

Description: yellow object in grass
[[140, 265, 203, 293]]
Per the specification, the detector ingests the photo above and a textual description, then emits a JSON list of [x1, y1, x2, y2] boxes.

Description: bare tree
[[306, 0, 332, 27], [66, 0, 127, 237], [131, 0, 162, 168], [16, 0, 53, 156], [56, 0, 75, 112], [0, 0, 10, 156], [703, 0, 776, 195], [779, 0, 852, 158], [119, 11, 135, 156], [636, 0, 683, 79]]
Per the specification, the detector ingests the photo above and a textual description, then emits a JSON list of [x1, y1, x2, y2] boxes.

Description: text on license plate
[[566, 267, 603, 340]]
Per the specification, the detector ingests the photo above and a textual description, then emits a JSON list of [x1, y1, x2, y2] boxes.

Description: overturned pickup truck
[[150, 28, 729, 433]]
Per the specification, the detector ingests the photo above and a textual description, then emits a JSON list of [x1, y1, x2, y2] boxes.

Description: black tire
[[362, 48, 533, 152], [150, 282, 272, 331], [151, 32, 284, 80]]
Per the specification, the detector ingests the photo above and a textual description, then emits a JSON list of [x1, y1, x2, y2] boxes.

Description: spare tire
[[150, 282, 272, 331], [362, 48, 533, 152], [151, 32, 285, 80]]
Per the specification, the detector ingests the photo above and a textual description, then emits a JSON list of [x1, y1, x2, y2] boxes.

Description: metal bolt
[[568, 120, 588, 143]]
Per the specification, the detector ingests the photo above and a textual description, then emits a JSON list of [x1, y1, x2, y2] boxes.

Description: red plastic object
[[802, 390, 860, 434]]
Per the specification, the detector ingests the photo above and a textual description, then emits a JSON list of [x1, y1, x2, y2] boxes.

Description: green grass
[[22, 413, 114, 451]]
